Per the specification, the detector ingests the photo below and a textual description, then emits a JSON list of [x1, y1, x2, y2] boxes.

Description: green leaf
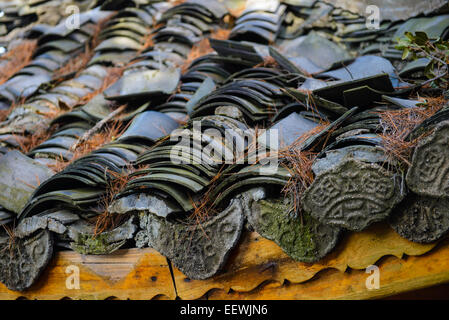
[[414, 32, 429, 45], [436, 43, 448, 51], [404, 32, 415, 41], [402, 48, 410, 60]]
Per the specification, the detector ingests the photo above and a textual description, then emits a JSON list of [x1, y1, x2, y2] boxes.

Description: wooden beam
[[173, 223, 437, 299], [0, 248, 176, 300], [0, 223, 444, 300], [207, 241, 449, 299]]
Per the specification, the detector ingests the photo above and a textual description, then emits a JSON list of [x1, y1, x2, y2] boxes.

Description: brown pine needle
[[0, 95, 26, 122], [255, 56, 278, 68], [70, 104, 127, 151], [277, 122, 331, 216], [189, 165, 225, 223], [0, 109, 9, 122], [210, 28, 231, 41], [77, 67, 125, 106], [49, 119, 127, 172], [181, 38, 215, 73], [379, 95, 446, 166], [52, 17, 110, 80], [93, 164, 148, 235], [13, 127, 54, 154], [0, 40, 37, 85]]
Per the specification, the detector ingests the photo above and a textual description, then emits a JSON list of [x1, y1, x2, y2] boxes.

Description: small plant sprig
[[396, 31, 449, 90]]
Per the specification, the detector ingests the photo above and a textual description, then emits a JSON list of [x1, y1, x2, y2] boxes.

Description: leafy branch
[[396, 31, 449, 90]]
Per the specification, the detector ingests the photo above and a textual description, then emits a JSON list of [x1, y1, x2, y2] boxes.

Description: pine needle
[[379, 95, 446, 166], [0, 40, 37, 85]]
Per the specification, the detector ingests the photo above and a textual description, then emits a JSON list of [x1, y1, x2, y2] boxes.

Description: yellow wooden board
[[173, 223, 437, 299], [0, 248, 176, 300], [0, 222, 447, 300], [207, 242, 449, 300]]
